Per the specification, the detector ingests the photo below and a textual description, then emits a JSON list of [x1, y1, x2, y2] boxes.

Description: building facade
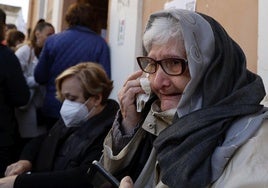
[[26, 0, 268, 99]]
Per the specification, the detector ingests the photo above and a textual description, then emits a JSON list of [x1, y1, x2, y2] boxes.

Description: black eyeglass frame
[[136, 56, 188, 76]]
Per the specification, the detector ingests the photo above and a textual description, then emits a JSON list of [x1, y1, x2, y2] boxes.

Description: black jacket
[[14, 99, 119, 188], [0, 44, 30, 146]]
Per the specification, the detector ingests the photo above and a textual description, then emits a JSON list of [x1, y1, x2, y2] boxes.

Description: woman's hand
[[119, 176, 133, 188], [0, 175, 17, 188], [118, 70, 144, 134], [5, 160, 32, 176]]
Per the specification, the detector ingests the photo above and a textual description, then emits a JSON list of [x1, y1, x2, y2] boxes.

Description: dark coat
[[0, 44, 30, 146], [14, 99, 119, 188]]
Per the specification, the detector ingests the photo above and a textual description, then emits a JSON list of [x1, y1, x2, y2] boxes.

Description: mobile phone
[[87, 160, 120, 188]]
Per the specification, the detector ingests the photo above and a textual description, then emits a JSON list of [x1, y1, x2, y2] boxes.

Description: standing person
[[101, 9, 268, 187], [0, 62, 119, 188], [1, 23, 17, 45], [5, 29, 25, 52], [34, 2, 111, 129], [0, 8, 30, 178], [14, 19, 55, 144]]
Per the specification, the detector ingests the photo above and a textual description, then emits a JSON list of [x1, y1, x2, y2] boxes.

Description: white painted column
[[108, 0, 143, 100], [258, 0, 268, 94], [51, 0, 63, 33]]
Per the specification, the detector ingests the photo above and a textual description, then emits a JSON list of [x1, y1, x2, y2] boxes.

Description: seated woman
[[1, 62, 119, 188], [102, 8, 268, 188]]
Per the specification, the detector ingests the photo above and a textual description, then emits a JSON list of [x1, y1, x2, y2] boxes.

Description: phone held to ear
[[87, 160, 120, 188]]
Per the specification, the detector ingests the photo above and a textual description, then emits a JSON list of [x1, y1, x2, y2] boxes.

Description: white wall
[[108, 0, 143, 100], [0, 4, 26, 34], [51, 0, 63, 33], [258, 0, 268, 94], [39, 0, 62, 33]]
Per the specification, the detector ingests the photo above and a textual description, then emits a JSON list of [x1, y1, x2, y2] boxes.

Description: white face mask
[[60, 99, 94, 128]]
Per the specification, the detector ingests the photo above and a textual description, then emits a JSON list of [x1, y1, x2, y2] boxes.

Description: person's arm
[[15, 45, 38, 88], [3, 50, 30, 107], [34, 38, 53, 84], [211, 120, 268, 187], [4, 135, 46, 177], [0, 173, 134, 188], [118, 71, 144, 133], [101, 71, 149, 174], [5, 161, 32, 177], [19, 135, 47, 162], [13, 166, 91, 188], [103, 70, 145, 154], [109, 111, 140, 154], [15, 45, 29, 74], [0, 175, 16, 188]]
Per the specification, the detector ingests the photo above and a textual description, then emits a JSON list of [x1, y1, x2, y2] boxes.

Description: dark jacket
[[34, 26, 111, 119], [0, 44, 30, 146], [14, 99, 119, 188]]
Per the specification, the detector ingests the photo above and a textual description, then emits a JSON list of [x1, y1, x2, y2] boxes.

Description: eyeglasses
[[136, 57, 188, 76]]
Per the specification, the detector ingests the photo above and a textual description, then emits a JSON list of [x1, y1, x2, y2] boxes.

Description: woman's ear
[[35, 30, 40, 37], [93, 93, 103, 106], [85, 94, 103, 109], [87, 94, 102, 107]]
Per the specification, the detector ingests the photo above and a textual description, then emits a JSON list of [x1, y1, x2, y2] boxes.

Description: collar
[[142, 100, 176, 136]]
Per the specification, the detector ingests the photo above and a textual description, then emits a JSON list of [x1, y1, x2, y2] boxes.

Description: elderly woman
[[102, 9, 268, 188], [0, 62, 119, 188]]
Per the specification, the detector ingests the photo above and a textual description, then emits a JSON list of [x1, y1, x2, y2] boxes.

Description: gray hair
[[143, 9, 215, 117], [143, 15, 184, 55]]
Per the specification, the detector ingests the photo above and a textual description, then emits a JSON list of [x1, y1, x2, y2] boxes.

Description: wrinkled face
[[148, 40, 191, 111], [35, 26, 54, 47]]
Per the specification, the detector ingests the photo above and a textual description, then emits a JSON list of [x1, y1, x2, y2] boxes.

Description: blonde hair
[[55, 62, 113, 104]]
